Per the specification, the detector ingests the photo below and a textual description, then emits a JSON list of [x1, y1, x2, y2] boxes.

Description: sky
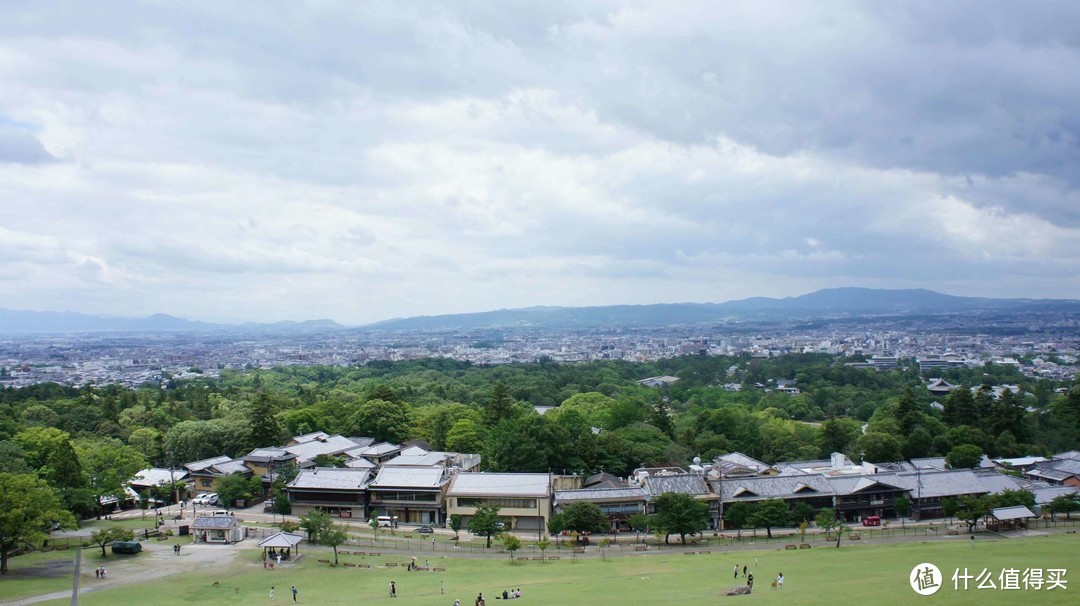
[[1, 1, 1079, 325]]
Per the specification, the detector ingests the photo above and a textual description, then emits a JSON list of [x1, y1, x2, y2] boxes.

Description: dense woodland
[[2, 354, 1079, 525]]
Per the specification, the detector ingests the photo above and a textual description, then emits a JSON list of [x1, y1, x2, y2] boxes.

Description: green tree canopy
[[345, 398, 411, 443], [320, 523, 350, 565], [749, 498, 791, 539], [0, 473, 77, 574], [560, 502, 609, 534], [946, 444, 984, 469], [469, 504, 504, 548], [652, 492, 710, 544], [75, 438, 147, 518]]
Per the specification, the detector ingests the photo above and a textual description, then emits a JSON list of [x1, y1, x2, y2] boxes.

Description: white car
[[206, 494, 219, 505], [193, 493, 209, 504]]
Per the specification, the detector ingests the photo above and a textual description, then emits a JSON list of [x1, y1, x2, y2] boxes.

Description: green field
[[3, 534, 1078, 605]]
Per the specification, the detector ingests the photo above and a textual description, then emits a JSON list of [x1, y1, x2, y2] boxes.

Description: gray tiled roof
[[192, 515, 239, 529], [245, 448, 295, 463], [185, 455, 232, 472], [712, 474, 833, 501], [887, 470, 988, 498], [131, 468, 189, 487], [991, 505, 1035, 520], [382, 453, 451, 467], [211, 459, 251, 475], [555, 487, 647, 504], [642, 474, 710, 497], [447, 473, 551, 497], [287, 468, 371, 491], [284, 435, 363, 463], [369, 467, 448, 489], [1034, 486, 1079, 505]]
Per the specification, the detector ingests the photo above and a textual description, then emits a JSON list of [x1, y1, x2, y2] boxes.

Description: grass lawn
[[5, 534, 1078, 605]]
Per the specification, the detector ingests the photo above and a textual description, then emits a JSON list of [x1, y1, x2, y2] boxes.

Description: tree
[[855, 432, 903, 463], [547, 512, 566, 546], [444, 419, 484, 454], [652, 492, 710, 545], [249, 393, 283, 448], [818, 418, 860, 457], [815, 508, 837, 536], [723, 502, 755, 539], [14, 427, 84, 490], [320, 523, 349, 565], [345, 399, 411, 444], [486, 382, 518, 426], [946, 444, 983, 469], [449, 514, 462, 538], [627, 513, 650, 540], [894, 388, 922, 436], [470, 504, 504, 548], [649, 397, 676, 439], [502, 534, 522, 562], [894, 496, 911, 526], [485, 416, 571, 473], [90, 527, 134, 558], [75, 438, 147, 519], [943, 387, 976, 427], [369, 515, 379, 539], [1048, 494, 1079, 520], [941, 497, 959, 523], [300, 509, 332, 543], [561, 502, 609, 534], [956, 495, 992, 532], [0, 473, 77, 574], [215, 472, 253, 510], [749, 498, 791, 539], [791, 502, 814, 524], [536, 536, 551, 560]]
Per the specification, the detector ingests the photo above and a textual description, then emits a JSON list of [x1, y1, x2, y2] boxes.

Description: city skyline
[[2, 2, 1079, 324]]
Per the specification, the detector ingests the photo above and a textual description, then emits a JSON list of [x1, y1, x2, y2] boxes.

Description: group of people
[[93, 566, 107, 579], [500, 588, 522, 599], [732, 558, 783, 592], [172, 543, 182, 555], [268, 586, 299, 602]]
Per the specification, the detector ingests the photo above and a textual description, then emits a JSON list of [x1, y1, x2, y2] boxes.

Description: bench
[[343, 563, 356, 567], [369, 552, 381, 556], [947, 530, 959, 535], [547, 556, 559, 560], [799, 544, 811, 549], [699, 551, 711, 554], [849, 535, 861, 540], [533, 557, 545, 560], [354, 551, 366, 556], [573, 548, 585, 554], [683, 552, 696, 555], [386, 562, 398, 566], [358, 564, 371, 569], [785, 545, 797, 550], [634, 546, 647, 552], [318, 559, 330, 564], [433, 567, 446, 571], [1067, 531, 1077, 535]]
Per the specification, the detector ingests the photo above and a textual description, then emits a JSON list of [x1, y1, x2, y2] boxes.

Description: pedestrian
[[390, 580, 397, 598], [425, 559, 429, 569], [755, 556, 759, 567], [743, 565, 747, 578], [433, 537, 437, 549], [95, 567, 100, 579], [747, 573, 754, 590], [970, 535, 975, 548], [776, 572, 784, 590], [270, 586, 275, 601], [291, 585, 297, 602], [454, 600, 460, 606], [100, 567, 107, 579], [733, 564, 738, 579]]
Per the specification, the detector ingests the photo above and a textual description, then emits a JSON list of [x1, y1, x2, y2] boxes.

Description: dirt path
[[7, 541, 239, 606]]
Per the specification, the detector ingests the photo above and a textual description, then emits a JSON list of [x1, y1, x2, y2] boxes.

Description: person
[[514, 589, 521, 598], [270, 586, 275, 601], [747, 573, 754, 590], [95, 567, 100, 579], [970, 535, 975, 548], [291, 586, 298, 602], [776, 572, 784, 590], [390, 581, 397, 598], [755, 556, 759, 567], [277, 553, 282, 567], [454, 600, 460, 606], [733, 564, 738, 579], [476, 592, 485, 606], [743, 565, 747, 578], [502, 590, 509, 600], [433, 537, 437, 549]]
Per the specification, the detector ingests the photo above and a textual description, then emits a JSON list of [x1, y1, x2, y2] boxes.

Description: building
[[192, 513, 245, 544], [445, 472, 552, 534], [366, 467, 451, 526], [185, 456, 252, 493], [286, 467, 372, 518], [553, 486, 647, 531]]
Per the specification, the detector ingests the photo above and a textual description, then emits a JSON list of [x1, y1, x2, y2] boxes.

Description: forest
[[1, 353, 1079, 522]]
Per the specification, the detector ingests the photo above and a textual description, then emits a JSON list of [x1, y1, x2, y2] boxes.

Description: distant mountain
[[0, 309, 344, 335], [365, 288, 1080, 330]]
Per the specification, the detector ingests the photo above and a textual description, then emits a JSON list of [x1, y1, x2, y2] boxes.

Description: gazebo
[[258, 531, 305, 562], [987, 505, 1036, 531]]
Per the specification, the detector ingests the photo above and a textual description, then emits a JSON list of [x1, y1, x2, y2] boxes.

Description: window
[[458, 498, 537, 509]]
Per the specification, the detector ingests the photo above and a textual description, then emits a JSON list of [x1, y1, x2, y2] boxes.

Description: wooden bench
[[634, 546, 647, 552], [358, 564, 371, 569], [699, 551, 711, 554], [433, 567, 446, 572], [533, 557, 545, 560], [1067, 530, 1077, 535], [849, 535, 861, 540], [547, 556, 560, 560], [56, 544, 69, 550], [343, 562, 356, 567], [799, 544, 811, 549], [369, 552, 381, 556], [573, 548, 585, 554], [354, 551, 366, 556], [386, 562, 398, 566], [318, 559, 331, 564], [683, 552, 696, 555], [947, 530, 959, 535], [785, 545, 797, 550]]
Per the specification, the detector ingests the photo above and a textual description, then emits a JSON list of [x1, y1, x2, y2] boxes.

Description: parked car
[[193, 493, 209, 504], [417, 525, 434, 534], [205, 494, 219, 505]]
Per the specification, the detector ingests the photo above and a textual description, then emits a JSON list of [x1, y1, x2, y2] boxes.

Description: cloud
[[0, 1, 1076, 322]]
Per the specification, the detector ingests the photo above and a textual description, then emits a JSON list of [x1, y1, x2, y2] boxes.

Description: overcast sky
[[2, 1, 1078, 324]]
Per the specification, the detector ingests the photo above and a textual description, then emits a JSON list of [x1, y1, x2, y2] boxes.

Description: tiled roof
[[211, 459, 251, 475], [343, 458, 377, 469], [287, 468, 371, 491], [642, 474, 710, 497], [1033, 486, 1079, 505], [447, 473, 551, 497], [712, 475, 833, 501], [991, 505, 1035, 520], [245, 448, 295, 463], [131, 468, 189, 487], [185, 455, 232, 472], [192, 515, 238, 529], [382, 453, 450, 468], [284, 435, 363, 463], [360, 442, 401, 456], [368, 467, 448, 489], [555, 487, 647, 503]]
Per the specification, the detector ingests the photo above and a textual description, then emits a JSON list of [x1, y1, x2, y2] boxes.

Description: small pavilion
[[258, 531, 305, 562]]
